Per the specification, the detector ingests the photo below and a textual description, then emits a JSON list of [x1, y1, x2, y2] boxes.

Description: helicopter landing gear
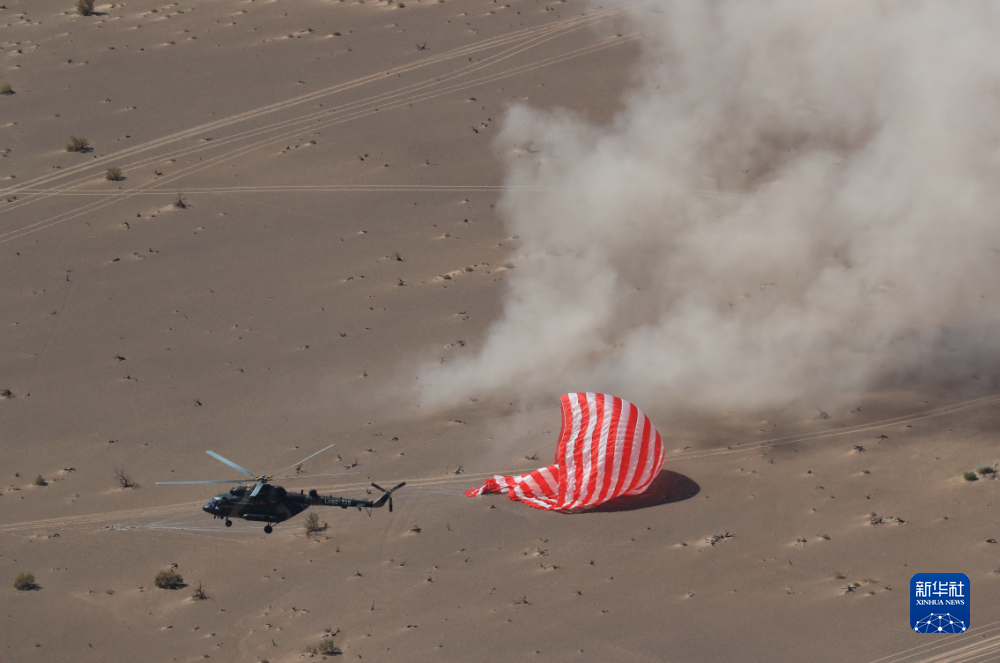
[[225, 519, 232, 527], [264, 525, 273, 534]]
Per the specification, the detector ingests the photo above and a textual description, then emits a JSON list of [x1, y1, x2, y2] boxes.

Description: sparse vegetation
[[172, 192, 188, 209], [304, 512, 326, 537], [977, 464, 996, 475], [65, 136, 90, 152], [32, 475, 46, 486], [869, 513, 905, 525], [114, 468, 138, 489], [105, 166, 123, 181], [191, 581, 208, 600], [964, 471, 978, 481], [820, 534, 831, 540], [0, 83, 12, 95], [316, 638, 341, 656], [13, 572, 35, 590], [154, 568, 184, 589], [0, 389, 13, 399], [706, 532, 733, 546], [76, 0, 95, 16]]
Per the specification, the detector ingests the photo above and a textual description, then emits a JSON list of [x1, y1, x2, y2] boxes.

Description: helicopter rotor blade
[[270, 472, 359, 482], [206, 451, 259, 479], [156, 480, 249, 485], [270, 443, 336, 479], [249, 481, 266, 498]]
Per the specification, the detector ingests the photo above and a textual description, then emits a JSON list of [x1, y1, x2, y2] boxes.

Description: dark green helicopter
[[156, 444, 405, 533]]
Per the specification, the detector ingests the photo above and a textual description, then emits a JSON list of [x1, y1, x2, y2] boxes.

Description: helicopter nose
[[202, 500, 216, 514]]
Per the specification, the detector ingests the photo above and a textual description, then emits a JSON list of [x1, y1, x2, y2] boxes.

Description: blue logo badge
[[910, 573, 970, 633]]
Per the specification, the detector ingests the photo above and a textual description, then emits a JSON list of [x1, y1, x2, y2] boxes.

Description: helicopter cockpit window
[[230, 486, 247, 496]]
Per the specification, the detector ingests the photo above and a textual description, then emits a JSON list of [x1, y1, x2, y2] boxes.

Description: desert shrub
[[977, 464, 996, 475], [964, 471, 978, 481], [13, 572, 35, 590], [105, 166, 123, 181], [114, 468, 138, 489], [32, 475, 46, 486], [0, 83, 12, 95], [304, 512, 326, 536], [76, 0, 95, 15], [172, 193, 188, 209], [191, 581, 207, 600], [317, 638, 341, 656], [154, 568, 184, 589], [65, 136, 90, 152]]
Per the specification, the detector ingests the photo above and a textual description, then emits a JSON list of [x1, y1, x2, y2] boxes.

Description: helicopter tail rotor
[[371, 482, 406, 512]]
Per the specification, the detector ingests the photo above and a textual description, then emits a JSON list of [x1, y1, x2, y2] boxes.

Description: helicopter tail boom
[[307, 482, 405, 512]]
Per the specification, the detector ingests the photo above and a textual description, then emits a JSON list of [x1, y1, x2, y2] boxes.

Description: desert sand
[[3, 1, 1000, 662]]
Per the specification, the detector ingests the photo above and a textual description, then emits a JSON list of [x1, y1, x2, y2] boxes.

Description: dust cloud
[[418, 0, 1000, 411]]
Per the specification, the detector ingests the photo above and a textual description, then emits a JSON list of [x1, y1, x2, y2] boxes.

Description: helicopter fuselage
[[203, 484, 310, 525]]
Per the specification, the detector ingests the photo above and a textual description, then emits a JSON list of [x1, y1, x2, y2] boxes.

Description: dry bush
[[65, 136, 90, 152], [76, 0, 95, 16], [13, 572, 35, 591], [105, 166, 123, 181], [316, 638, 341, 656], [304, 512, 326, 537], [114, 468, 138, 489], [154, 569, 184, 589], [172, 193, 188, 209], [191, 581, 208, 600], [32, 475, 46, 486]]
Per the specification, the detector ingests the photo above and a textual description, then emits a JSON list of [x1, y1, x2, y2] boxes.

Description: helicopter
[[156, 444, 405, 533]]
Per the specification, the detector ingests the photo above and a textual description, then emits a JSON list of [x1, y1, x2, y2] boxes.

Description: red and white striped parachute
[[465, 393, 664, 511]]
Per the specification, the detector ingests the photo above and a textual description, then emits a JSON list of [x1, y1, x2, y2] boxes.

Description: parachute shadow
[[586, 470, 700, 513]]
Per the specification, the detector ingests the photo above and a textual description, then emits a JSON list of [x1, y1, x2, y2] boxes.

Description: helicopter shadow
[[584, 470, 700, 513]]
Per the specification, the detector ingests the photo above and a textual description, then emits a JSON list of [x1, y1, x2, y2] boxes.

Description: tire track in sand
[[0, 2, 645, 215], [0, 12, 646, 243], [2, 394, 996, 533]]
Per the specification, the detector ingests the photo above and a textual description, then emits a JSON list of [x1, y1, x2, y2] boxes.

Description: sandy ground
[[3, 1, 1000, 662]]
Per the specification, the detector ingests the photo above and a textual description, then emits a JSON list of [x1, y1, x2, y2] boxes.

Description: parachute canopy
[[466, 393, 664, 511]]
